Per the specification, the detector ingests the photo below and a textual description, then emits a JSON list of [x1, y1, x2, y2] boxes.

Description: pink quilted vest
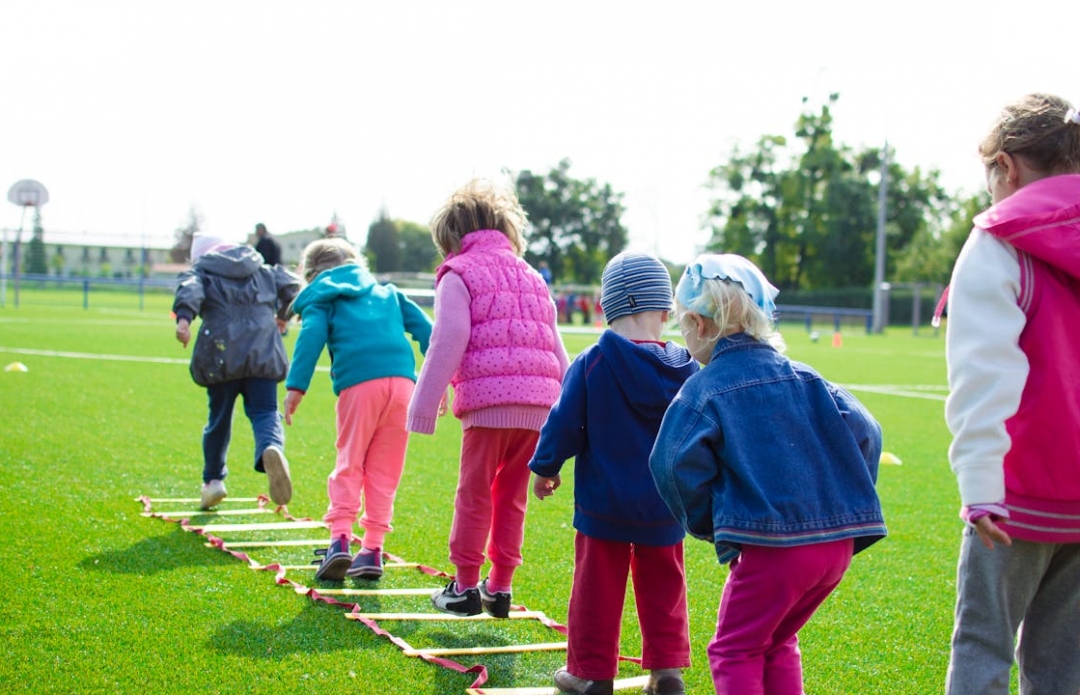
[[436, 230, 563, 417]]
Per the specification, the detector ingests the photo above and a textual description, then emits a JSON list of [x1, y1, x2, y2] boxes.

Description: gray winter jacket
[[172, 246, 300, 387]]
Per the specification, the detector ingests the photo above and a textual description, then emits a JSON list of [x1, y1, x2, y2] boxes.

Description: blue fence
[[775, 304, 874, 333]]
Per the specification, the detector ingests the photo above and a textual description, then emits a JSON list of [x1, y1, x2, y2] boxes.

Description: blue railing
[[775, 304, 873, 333]]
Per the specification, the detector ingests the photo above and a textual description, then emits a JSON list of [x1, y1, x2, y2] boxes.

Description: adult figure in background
[[254, 223, 281, 266]]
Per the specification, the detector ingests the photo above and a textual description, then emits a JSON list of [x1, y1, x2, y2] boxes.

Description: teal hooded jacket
[[285, 264, 432, 396]]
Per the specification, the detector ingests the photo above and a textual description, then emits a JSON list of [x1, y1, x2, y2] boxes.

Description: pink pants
[[448, 427, 538, 589], [567, 532, 691, 680], [324, 377, 413, 549], [709, 539, 854, 695]]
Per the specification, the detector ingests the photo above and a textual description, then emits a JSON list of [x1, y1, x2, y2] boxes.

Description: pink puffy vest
[[436, 230, 563, 417]]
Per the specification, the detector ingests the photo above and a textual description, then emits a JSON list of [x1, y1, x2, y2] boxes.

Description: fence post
[[83, 278, 90, 310]]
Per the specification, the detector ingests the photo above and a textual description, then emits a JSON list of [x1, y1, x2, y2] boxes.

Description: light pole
[[871, 144, 889, 333]]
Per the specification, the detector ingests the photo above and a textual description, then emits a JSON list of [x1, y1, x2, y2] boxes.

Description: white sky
[[1, 0, 1074, 263]]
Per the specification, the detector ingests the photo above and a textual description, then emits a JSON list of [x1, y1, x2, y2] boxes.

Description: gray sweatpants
[[945, 527, 1080, 695]]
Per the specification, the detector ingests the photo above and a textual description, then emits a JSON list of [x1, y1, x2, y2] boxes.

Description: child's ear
[[693, 313, 709, 338]]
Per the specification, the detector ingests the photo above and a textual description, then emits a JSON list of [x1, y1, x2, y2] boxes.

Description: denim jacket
[[649, 333, 886, 564]]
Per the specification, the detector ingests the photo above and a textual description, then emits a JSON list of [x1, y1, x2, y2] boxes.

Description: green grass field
[[0, 290, 963, 694]]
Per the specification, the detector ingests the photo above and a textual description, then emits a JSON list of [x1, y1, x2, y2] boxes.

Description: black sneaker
[[553, 667, 613, 695], [312, 536, 352, 581], [643, 670, 686, 695], [345, 547, 383, 579], [431, 581, 482, 616], [478, 578, 511, 618]]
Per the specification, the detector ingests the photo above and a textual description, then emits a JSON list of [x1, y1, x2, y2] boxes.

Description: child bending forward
[[650, 253, 886, 695]]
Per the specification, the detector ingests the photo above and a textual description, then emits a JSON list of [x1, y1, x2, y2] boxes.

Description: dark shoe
[[262, 445, 292, 505], [312, 536, 352, 581], [553, 667, 613, 695], [431, 581, 482, 616], [345, 547, 383, 579], [478, 578, 511, 618], [642, 670, 686, 695]]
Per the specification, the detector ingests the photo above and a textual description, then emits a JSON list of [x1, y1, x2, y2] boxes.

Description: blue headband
[[676, 254, 779, 318]]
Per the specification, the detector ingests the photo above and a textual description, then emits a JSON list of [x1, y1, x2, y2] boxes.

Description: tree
[[25, 209, 48, 275], [365, 210, 401, 273], [893, 190, 988, 285], [170, 206, 202, 263], [514, 159, 628, 285], [704, 96, 957, 291], [396, 220, 438, 272]]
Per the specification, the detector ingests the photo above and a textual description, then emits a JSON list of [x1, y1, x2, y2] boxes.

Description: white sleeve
[[944, 227, 1028, 506]]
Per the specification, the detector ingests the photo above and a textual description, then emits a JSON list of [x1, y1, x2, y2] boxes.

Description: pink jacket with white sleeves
[[946, 174, 1080, 543]]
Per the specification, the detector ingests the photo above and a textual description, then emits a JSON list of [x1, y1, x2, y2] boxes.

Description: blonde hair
[[429, 178, 528, 257], [297, 237, 363, 283], [980, 93, 1080, 175], [676, 277, 786, 353]]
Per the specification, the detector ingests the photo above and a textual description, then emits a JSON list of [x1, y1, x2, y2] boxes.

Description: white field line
[[2, 345, 944, 400], [0, 346, 329, 372], [842, 384, 948, 402]]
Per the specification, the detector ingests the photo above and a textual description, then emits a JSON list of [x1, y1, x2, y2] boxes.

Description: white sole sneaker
[[200, 479, 228, 510], [262, 446, 292, 505]]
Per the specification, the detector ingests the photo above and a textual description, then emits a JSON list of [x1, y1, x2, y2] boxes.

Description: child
[[173, 232, 300, 511], [649, 253, 886, 695], [942, 93, 1080, 695], [407, 178, 570, 617], [283, 238, 433, 581], [529, 252, 698, 695]]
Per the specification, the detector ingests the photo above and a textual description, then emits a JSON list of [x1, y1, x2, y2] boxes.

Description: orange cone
[[831, 331, 843, 348]]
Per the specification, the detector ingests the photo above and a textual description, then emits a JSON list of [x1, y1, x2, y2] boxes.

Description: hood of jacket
[[291, 264, 377, 315], [597, 330, 699, 419], [974, 173, 1080, 281], [194, 245, 265, 280]]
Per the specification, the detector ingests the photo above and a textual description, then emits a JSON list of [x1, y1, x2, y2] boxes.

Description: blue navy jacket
[[649, 333, 886, 564], [529, 331, 699, 545]]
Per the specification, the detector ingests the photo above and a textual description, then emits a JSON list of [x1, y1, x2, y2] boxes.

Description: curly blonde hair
[[429, 178, 528, 257], [297, 237, 364, 284]]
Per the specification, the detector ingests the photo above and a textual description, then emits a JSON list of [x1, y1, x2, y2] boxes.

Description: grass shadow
[[208, 600, 380, 659], [78, 526, 234, 575]]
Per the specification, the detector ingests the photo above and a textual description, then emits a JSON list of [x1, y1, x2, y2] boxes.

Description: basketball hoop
[[7, 179, 49, 208]]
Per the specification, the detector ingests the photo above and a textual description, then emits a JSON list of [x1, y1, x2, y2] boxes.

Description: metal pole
[[13, 206, 28, 308], [871, 143, 889, 333], [1, 226, 7, 307]]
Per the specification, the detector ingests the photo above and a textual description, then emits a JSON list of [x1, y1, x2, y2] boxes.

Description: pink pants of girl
[[709, 538, 854, 695], [324, 377, 413, 549], [448, 426, 539, 590]]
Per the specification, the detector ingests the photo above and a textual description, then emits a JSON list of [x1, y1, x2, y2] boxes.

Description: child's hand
[[973, 515, 1012, 549], [276, 318, 288, 334], [283, 390, 303, 425], [175, 319, 191, 348], [533, 474, 560, 500], [437, 389, 450, 417]]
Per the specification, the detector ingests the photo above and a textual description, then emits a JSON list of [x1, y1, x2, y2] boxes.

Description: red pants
[[709, 539, 854, 695], [448, 427, 538, 588], [566, 532, 691, 680]]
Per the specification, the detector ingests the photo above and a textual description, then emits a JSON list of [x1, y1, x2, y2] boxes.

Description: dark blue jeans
[[202, 378, 284, 484]]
